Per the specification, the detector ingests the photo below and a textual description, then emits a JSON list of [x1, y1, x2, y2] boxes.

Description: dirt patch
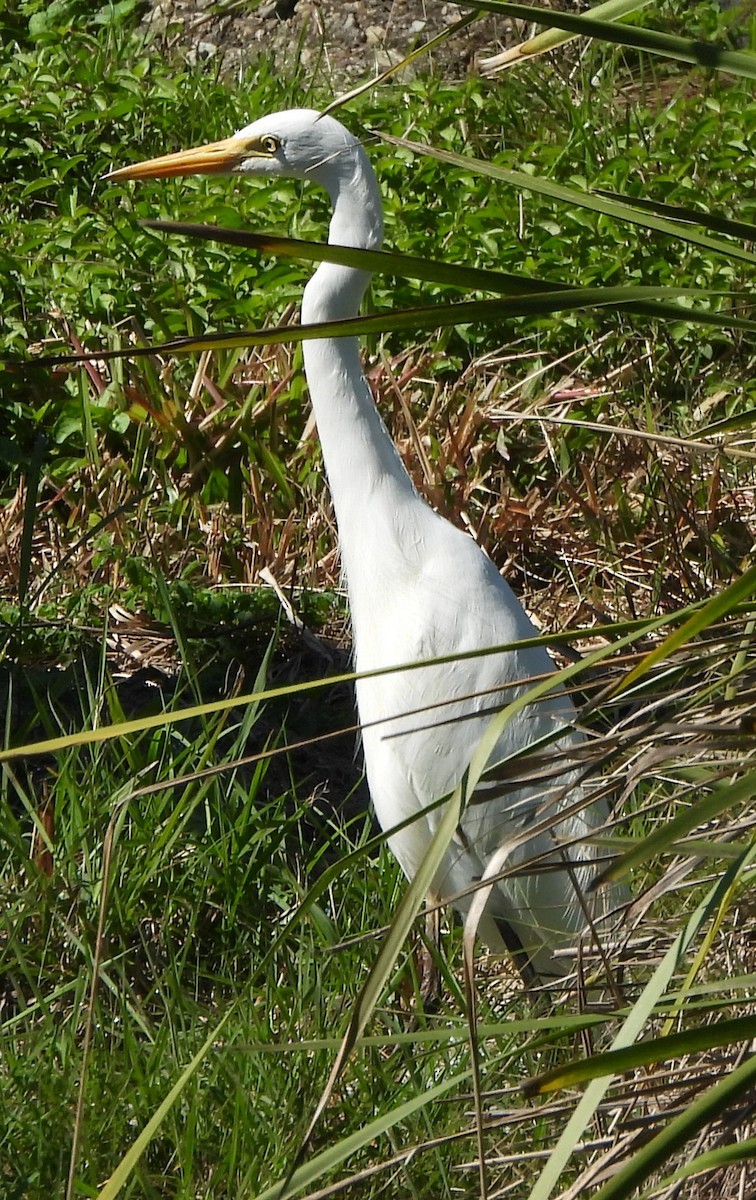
[[142, 0, 517, 85]]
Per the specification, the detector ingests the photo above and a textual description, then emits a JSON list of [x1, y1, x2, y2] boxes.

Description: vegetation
[[1, 1, 755, 1197]]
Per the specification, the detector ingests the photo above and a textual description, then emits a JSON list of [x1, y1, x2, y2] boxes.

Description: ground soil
[[141, 0, 533, 86], [140, 0, 748, 88]]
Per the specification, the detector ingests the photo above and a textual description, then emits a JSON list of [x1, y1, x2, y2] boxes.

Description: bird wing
[[354, 512, 609, 967]]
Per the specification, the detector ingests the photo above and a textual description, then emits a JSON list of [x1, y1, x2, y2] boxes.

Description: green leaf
[[637, 1138, 756, 1195], [523, 1014, 756, 1097], [594, 189, 756, 242], [595, 763, 756, 890], [27, 0, 73, 39], [26, 288, 756, 371], [377, 132, 756, 267], [612, 563, 756, 699], [592, 1031, 756, 1199]]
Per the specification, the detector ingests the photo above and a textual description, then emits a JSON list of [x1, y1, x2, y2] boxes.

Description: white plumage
[[108, 109, 619, 981]]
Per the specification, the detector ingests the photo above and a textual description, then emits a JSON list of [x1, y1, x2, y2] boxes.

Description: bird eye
[[260, 135, 280, 154]]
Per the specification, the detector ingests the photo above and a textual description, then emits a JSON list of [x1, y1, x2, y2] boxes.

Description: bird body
[[108, 110, 618, 980]]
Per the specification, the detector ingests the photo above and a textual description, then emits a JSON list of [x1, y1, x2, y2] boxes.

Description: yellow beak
[[103, 134, 249, 181]]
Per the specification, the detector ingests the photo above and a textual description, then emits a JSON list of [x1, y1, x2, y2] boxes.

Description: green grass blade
[[0, 596, 720, 764], [528, 842, 756, 1200], [467, 1, 756, 79], [697, 406, 756, 437], [27, 289, 756, 369], [17, 432, 45, 615], [480, 0, 654, 68], [612, 562, 756, 695], [591, 1044, 756, 1200], [590, 565, 756, 886], [523, 1014, 756, 1097], [143, 219, 752, 317], [140, 218, 574, 295], [637, 1138, 756, 1195], [594, 189, 756, 242], [282, 785, 466, 1189], [95, 1003, 237, 1200], [595, 762, 756, 889], [252, 1066, 472, 1200], [377, 132, 756, 266], [323, 10, 478, 116]]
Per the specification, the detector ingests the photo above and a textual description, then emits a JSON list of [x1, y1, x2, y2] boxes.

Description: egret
[[107, 109, 620, 984]]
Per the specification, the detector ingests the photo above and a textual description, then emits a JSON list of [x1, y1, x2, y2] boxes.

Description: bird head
[[103, 109, 363, 188]]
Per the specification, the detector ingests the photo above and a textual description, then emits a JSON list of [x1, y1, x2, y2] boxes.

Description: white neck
[[302, 136, 383, 322], [300, 134, 419, 634]]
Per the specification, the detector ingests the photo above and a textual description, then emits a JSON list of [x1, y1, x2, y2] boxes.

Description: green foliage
[[3, 18, 755, 619]]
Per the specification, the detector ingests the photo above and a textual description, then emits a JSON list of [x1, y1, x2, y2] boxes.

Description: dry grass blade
[[479, 0, 654, 72], [528, 843, 756, 1200], [468, 1, 756, 79], [321, 11, 479, 116]]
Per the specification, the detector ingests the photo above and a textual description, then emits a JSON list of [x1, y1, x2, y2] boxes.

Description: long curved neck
[[302, 139, 383, 321], [301, 138, 419, 619]]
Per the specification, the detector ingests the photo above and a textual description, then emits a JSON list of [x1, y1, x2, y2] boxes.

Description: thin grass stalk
[[66, 788, 133, 1200]]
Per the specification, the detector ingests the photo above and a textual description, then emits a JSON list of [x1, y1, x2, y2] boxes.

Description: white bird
[[107, 109, 620, 984]]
